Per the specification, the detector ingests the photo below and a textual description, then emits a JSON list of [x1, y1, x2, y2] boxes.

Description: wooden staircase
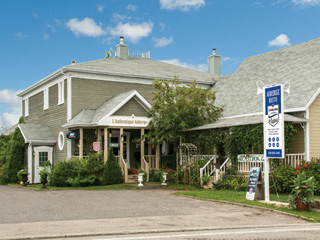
[[127, 173, 138, 184]]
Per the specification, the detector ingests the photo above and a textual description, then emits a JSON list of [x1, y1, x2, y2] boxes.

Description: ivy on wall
[[186, 122, 297, 164]]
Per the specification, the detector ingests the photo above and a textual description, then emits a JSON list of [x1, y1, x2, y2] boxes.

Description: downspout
[[28, 142, 33, 184]]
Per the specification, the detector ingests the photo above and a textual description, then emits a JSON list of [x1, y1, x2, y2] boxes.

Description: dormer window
[[58, 81, 64, 105], [44, 88, 49, 110]]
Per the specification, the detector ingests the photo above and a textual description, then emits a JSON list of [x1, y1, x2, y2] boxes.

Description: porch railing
[[284, 153, 305, 168], [216, 157, 231, 181], [237, 154, 264, 173], [141, 157, 150, 182], [145, 155, 157, 169], [116, 156, 128, 183], [200, 155, 218, 186], [181, 155, 215, 165]]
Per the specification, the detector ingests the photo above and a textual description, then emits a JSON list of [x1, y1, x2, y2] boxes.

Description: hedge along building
[[190, 38, 320, 164], [17, 37, 219, 183]]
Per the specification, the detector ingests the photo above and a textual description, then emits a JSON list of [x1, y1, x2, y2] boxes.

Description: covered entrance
[[63, 90, 160, 182]]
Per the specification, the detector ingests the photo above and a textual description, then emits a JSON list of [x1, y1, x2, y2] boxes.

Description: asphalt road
[[0, 185, 317, 239]]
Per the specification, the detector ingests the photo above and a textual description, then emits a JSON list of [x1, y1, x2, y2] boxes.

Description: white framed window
[[58, 81, 64, 105], [58, 131, 65, 151], [44, 88, 49, 110], [24, 98, 29, 117]]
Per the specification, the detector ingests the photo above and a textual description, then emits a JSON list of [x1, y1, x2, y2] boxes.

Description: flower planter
[[21, 173, 28, 186], [296, 199, 309, 211], [138, 173, 144, 187], [162, 172, 168, 186], [40, 173, 48, 188]]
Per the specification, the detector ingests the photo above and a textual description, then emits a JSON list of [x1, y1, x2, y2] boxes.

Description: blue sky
[[0, 0, 320, 130]]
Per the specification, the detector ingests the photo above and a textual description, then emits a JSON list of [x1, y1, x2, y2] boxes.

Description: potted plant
[[39, 161, 52, 188], [289, 163, 317, 210], [161, 166, 171, 186], [17, 169, 29, 186]]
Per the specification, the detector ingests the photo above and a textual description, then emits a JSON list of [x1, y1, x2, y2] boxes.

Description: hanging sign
[[263, 85, 285, 158], [93, 142, 100, 152], [109, 143, 119, 148], [66, 132, 78, 140], [246, 167, 263, 201]]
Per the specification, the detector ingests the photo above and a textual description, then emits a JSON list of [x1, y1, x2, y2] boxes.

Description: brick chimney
[[208, 48, 221, 76]]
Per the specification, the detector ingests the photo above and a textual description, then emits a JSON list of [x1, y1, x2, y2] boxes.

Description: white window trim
[[24, 98, 29, 117], [44, 88, 49, 110], [58, 80, 65, 105], [58, 131, 65, 151]]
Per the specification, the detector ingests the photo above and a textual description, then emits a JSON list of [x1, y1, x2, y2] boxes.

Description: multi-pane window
[[44, 88, 49, 110], [24, 98, 29, 117], [39, 152, 48, 166], [58, 81, 64, 105]]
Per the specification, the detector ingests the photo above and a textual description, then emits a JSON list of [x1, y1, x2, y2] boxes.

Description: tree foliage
[[145, 77, 222, 145], [104, 149, 123, 185]]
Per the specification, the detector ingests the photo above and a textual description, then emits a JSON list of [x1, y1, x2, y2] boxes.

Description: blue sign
[[66, 132, 78, 139], [263, 85, 284, 158]]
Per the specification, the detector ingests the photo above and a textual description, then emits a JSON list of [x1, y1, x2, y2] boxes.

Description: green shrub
[[50, 154, 105, 187], [104, 149, 122, 185], [149, 169, 162, 182], [270, 164, 296, 194], [304, 159, 320, 195], [214, 167, 248, 191]]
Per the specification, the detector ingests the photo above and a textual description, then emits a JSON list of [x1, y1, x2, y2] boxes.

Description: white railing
[[238, 154, 264, 173], [284, 153, 305, 168], [216, 157, 231, 181], [116, 156, 128, 183], [145, 155, 157, 169], [181, 155, 215, 165], [142, 157, 150, 182], [200, 155, 218, 186], [237, 153, 305, 173]]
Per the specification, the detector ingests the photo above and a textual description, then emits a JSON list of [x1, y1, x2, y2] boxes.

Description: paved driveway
[[0, 185, 311, 239]]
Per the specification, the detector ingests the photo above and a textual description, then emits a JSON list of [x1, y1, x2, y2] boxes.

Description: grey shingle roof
[[65, 57, 217, 83], [189, 114, 310, 131], [18, 124, 56, 143], [214, 38, 320, 117], [63, 90, 145, 128]]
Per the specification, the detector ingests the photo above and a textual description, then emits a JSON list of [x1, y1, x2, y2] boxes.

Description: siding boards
[[71, 78, 154, 117], [24, 81, 68, 163], [309, 94, 320, 158], [114, 98, 148, 117]]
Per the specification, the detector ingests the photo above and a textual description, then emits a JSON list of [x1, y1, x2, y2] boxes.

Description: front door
[[34, 146, 53, 183], [110, 131, 130, 169]]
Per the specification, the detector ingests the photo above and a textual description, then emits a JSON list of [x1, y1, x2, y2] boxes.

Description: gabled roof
[[214, 38, 320, 118], [63, 90, 150, 128], [18, 124, 56, 144]]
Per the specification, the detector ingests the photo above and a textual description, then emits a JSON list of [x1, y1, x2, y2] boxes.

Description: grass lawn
[[10, 183, 138, 191], [174, 189, 320, 222]]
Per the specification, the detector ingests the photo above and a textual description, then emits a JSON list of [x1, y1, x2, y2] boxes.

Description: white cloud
[[109, 22, 153, 43], [97, 5, 104, 12], [55, 18, 62, 25], [0, 89, 22, 130], [15, 32, 26, 38], [268, 34, 291, 47], [46, 23, 56, 32], [43, 33, 50, 40], [160, 0, 205, 11], [126, 5, 138, 11], [152, 36, 174, 47], [159, 22, 166, 32], [112, 13, 132, 22], [222, 57, 231, 62], [292, 0, 320, 6], [66, 17, 106, 37], [161, 58, 208, 72]]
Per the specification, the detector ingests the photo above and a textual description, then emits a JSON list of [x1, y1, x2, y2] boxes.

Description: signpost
[[263, 84, 285, 202], [246, 167, 264, 201]]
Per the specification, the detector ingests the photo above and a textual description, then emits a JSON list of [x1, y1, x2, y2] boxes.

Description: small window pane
[[39, 152, 48, 166]]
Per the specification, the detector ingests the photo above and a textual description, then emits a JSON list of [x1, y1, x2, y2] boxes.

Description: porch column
[[141, 128, 145, 167], [104, 127, 108, 162], [156, 144, 160, 170], [120, 128, 124, 162], [79, 128, 83, 159], [97, 127, 102, 154]]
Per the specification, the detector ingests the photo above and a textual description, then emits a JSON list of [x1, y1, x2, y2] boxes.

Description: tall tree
[[145, 77, 222, 145]]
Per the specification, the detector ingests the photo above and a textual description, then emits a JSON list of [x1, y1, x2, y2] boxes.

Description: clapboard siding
[[71, 78, 154, 117], [309, 94, 320, 158], [114, 98, 148, 117]]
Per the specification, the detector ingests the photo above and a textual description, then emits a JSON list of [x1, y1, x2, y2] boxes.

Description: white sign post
[[263, 84, 285, 202]]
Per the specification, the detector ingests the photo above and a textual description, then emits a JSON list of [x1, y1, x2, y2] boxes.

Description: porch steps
[[202, 176, 216, 189], [127, 174, 138, 184]]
